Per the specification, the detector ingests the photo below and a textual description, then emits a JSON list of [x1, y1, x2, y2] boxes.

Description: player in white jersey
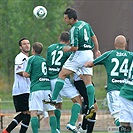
[[2, 38, 31, 133]]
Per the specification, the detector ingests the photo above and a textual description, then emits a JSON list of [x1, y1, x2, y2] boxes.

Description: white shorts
[[119, 96, 133, 124], [50, 78, 80, 103], [63, 50, 93, 75], [106, 90, 120, 116], [29, 90, 56, 112]]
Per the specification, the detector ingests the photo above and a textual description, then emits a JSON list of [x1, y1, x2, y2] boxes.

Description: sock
[[49, 115, 57, 133], [6, 112, 24, 132], [69, 103, 81, 126], [52, 78, 64, 100], [54, 109, 61, 130], [114, 118, 120, 126], [87, 112, 96, 133], [86, 84, 95, 108], [31, 116, 38, 133], [20, 114, 31, 133]]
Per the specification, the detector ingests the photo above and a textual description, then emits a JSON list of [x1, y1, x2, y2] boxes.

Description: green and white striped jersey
[[120, 52, 133, 101], [25, 55, 51, 92], [70, 20, 95, 50], [93, 49, 133, 93], [46, 43, 71, 79]]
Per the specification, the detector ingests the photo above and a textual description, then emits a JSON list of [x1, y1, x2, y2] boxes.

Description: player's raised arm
[[91, 35, 101, 58]]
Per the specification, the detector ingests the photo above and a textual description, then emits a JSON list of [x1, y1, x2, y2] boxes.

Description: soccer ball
[[33, 6, 47, 19]]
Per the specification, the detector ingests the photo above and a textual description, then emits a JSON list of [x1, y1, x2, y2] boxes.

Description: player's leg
[[74, 79, 98, 132], [30, 90, 52, 133], [50, 78, 62, 132], [69, 96, 82, 125], [51, 51, 86, 102], [74, 79, 88, 131], [20, 111, 31, 133], [60, 78, 82, 132], [107, 91, 120, 126], [40, 111, 49, 131], [47, 110, 57, 133], [30, 110, 39, 133], [81, 74, 95, 119], [29, 91, 43, 133], [19, 93, 31, 133], [54, 103, 62, 131], [119, 96, 133, 133], [2, 94, 30, 133], [2, 112, 25, 133], [86, 102, 98, 133], [52, 68, 73, 101], [43, 90, 58, 133], [66, 95, 81, 133]]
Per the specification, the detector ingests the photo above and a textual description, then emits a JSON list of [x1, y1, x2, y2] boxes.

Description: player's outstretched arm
[[91, 35, 101, 58]]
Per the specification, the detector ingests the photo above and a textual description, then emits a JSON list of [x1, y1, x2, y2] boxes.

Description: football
[[33, 6, 47, 19]]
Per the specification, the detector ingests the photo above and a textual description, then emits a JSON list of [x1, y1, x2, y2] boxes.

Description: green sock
[[52, 78, 64, 100], [31, 116, 38, 133], [49, 116, 57, 133], [69, 103, 81, 126], [86, 84, 95, 108], [54, 109, 61, 130], [114, 119, 120, 126]]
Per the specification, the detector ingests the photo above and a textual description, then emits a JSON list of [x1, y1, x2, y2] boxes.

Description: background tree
[[0, 0, 73, 100]]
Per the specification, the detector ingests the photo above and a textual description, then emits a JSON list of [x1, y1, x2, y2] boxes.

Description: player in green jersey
[[84, 35, 133, 127], [23, 42, 57, 133], [46, 31, 82, 133], [46, 8, 101, 120], [119, 54, 133, 132]]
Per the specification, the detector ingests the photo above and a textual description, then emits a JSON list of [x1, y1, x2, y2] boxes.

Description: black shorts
[[74, 80, 96, 105], [13, 93, 29, 112]]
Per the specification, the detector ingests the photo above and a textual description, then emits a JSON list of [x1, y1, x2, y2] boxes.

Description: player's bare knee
[[55, 103, 62, 110], [71, 96, 82, 105]]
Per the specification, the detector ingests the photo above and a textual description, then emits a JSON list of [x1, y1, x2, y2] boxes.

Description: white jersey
[[12, 52, 30, 96]]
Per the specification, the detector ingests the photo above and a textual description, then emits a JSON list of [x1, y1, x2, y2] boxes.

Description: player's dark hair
[[18, 37, 28, 46], [64, 8, 77, 20], [59, 31, 70, 42], [32, 42, 43, 54]]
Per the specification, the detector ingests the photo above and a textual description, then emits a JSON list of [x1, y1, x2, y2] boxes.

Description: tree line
[[0, 0, 73, 88]]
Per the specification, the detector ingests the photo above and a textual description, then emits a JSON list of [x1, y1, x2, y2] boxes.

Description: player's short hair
[[32, 42, 43, 54], [18, 37, 28, 46], [64, 8, 77, 20], [59, 31, 69, 42]]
